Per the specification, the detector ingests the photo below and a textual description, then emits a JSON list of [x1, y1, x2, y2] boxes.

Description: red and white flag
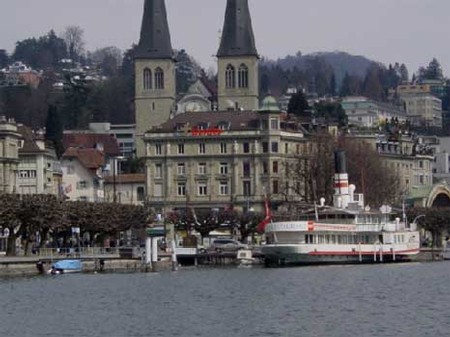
[[257, 194, 272, 233]]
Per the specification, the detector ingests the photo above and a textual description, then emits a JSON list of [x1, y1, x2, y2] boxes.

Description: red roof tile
[[63, 147, 105, 170], [104, 173, 145, 184], [62, 133, 120, 156]]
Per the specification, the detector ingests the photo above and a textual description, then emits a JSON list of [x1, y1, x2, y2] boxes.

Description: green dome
[[259, 96, 280, 112]]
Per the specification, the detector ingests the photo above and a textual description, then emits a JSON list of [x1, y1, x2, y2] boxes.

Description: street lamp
[[112, 156, 125, 203]]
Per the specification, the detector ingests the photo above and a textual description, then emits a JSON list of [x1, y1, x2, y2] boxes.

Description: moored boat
[[236, 249, 255, 266], [261, 151, 421, 267], [48, 259, 82, 274]]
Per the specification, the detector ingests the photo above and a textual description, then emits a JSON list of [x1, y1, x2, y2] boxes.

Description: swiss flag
[[257, 195, 272, 233]]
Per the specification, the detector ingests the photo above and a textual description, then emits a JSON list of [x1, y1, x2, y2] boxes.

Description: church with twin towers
[[134, 0, 302, 214], [134, 0, 260, 156]]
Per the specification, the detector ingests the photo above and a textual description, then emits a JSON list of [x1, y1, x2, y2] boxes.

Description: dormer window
[[218, 121, 230, 130], [198, 122, 209, 130], [176, 123, 185, 132]]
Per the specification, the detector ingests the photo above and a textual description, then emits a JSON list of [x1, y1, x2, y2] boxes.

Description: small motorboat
[[236, 249, 255, 266], [48, 259, 82, 274]]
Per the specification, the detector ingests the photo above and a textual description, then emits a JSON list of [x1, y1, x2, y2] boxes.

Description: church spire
[[217, 0, 258, 57], [135, 0, 173, 59]]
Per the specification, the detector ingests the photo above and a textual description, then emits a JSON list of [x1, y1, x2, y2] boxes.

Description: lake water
[[1, 262, 450, 337]]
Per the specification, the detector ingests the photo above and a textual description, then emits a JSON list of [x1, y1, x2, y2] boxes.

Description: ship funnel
[[334, 150, 347, 174], [333, 150, 350, 209]]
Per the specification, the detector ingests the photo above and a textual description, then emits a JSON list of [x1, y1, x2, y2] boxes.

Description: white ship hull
[[262, 243, 420, 266]]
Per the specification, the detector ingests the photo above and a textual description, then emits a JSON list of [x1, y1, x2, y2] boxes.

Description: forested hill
[[260, 51, 382, 96]]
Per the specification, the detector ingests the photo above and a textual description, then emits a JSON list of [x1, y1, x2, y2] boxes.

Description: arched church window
[[225, 64, 235, 89], [143, 68, 152, 90], [238, 64, 249, 88], [155, 67, 164, 89]]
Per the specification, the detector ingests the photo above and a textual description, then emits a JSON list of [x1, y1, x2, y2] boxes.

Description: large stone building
[[143, 102, 307, 214], [393, 83, 443, 127]]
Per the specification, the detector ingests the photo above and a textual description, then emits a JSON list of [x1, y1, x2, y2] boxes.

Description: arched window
[[238, 64, 249, 88], [143, 68, 152, 90], [155, 67, 164, 89], [225, 64, 235, 89]]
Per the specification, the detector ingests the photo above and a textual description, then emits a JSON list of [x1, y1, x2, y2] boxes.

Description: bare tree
[[62, 25, 85, 61], [284, 132, 402, 210]]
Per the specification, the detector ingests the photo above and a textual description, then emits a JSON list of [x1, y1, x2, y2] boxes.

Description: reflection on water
[[1, 263, 450, 337]]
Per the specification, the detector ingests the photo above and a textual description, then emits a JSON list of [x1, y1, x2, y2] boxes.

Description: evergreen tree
[[339, 73, 362, 97], [363, 65, 385, 101], [45, 105, 64, 158], [418, 58, 444, 81], [399, 63, 409, 83], [287, 91, 309, 117], [314, 101, 347, 127], [330, 73, 336, 96], [0, 49, 9, 68], [175, 49, 202, 94]]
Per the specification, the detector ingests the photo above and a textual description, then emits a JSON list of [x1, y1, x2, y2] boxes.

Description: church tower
[[217, 0, 259, 111], [135, 0, 175, 157]]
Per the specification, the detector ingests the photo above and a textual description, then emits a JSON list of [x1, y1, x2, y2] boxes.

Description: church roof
[[217, 0, 258, 57], [135, 0, 173, 59]]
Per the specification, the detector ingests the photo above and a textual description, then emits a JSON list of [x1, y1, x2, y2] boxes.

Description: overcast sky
[[1, 0, 450, 76]]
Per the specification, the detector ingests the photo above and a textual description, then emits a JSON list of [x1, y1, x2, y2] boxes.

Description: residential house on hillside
[[61, 147, 105, 202], [104, 173, 146, 205], [341, 96, 407, 128], [0, 61, 42, 88], [17, 125, 62, 195], [392, 83, 443, 127]]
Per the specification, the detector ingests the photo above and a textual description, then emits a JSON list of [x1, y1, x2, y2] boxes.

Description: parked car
[[208, 238, 248, 253]]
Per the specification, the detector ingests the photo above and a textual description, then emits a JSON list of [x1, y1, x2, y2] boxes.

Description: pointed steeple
[[135, 0, 173, 59], [217, 0, 258, 57]]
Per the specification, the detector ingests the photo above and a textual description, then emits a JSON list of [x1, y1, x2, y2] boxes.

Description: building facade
[[393, 83, 444, 127], [17, 126, 62, 195], [143, 108, 307, 214], [0, 117, 21, 193], [341, 96, 407, 128], [61, 148, 105, 202], [104, 173, 146, 205]]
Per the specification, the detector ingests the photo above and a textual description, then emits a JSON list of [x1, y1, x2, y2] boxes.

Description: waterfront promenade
[[0, 247, 444, 277]]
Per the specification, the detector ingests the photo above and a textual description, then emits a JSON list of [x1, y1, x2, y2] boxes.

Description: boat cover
[[53, 259, 82, 271]]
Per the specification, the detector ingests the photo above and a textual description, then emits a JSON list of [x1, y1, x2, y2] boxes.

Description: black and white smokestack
[[334, 150, 347, 174]]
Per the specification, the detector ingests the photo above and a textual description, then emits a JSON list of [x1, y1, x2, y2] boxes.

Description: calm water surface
[[1, 262, 450, 337]]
